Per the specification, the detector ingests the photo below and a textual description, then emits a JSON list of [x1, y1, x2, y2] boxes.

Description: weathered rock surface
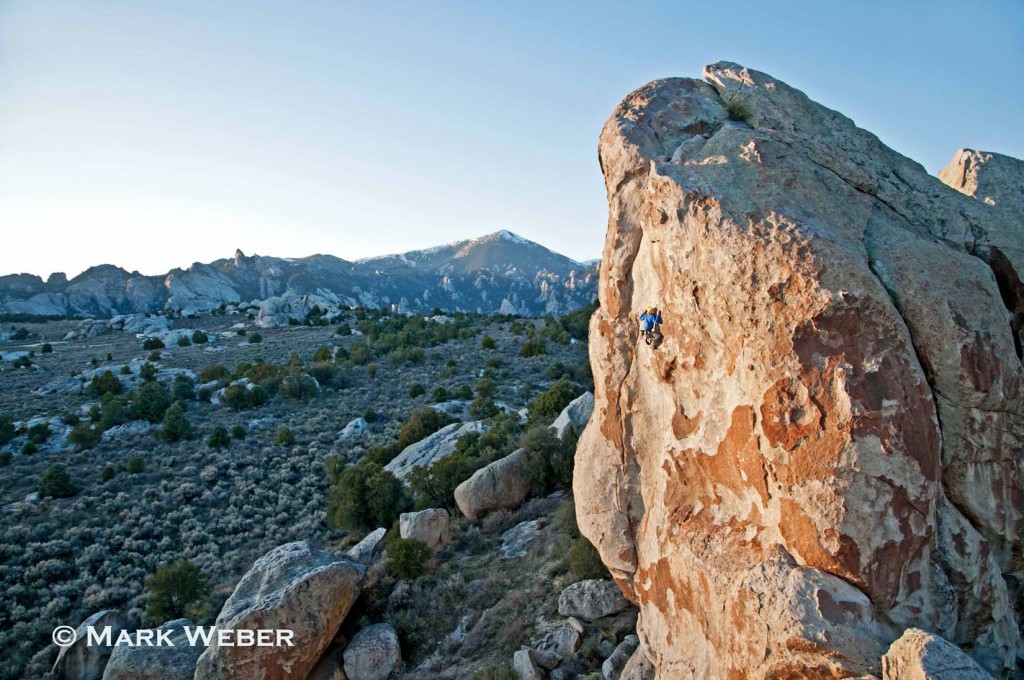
[[101, 420, 154, 442], [557, 580, 631, 621], [384, 421, 487, 482], [576, 61, 1024, 679], [51, 610, 130, 680], [101, 619, 201, 680], [342, 623, 400, 680], [339, 417, 369, 439], [398, 508, 450, 551], [533, 617, 584, 661], [939, 149, 1024, 214], [346, 528, 387, 564], [306, 646, 347, 680], [602, 634, 639, 680], [454, 448, 532, 519], [512, 648, 545, 680], [618, 646, 654, 680], [550, 391, 594, 440], [194, 541, 364, 680], [882, 628, 994, 680], [499, 519, 544, 559]]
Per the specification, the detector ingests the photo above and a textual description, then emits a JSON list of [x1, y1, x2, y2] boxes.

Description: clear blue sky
[[2, 0, 1021, 278]]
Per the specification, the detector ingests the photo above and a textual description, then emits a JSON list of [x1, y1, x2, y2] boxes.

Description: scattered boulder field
[[36, 390, 618, 680], [0, 303, 618, 680]]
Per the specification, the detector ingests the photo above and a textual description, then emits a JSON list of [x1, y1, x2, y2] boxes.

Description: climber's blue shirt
[[639, 312, 662, 331]]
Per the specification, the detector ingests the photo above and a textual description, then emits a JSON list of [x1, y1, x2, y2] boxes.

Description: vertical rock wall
[[576, 62, 1023, 678]]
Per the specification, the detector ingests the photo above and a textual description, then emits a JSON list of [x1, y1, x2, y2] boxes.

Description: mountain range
[[0, 230, 599, 320]]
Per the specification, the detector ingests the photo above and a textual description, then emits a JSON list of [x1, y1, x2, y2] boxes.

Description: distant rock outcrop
[[339, 417, 369, 439], [550, 391, 594, 440], [577, 62, 1023, 678], [0, 231, 598, 318]]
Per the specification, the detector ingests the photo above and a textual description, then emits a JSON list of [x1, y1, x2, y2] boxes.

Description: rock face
[[101, 619, 201, 680], [194, 541, 364, 680], [51, 610, 131, 680], [342, 623, 400, 680], [399, 508, 450, 551], [454, 448, 532, 520], [939, 150, 1024, 366], [939, 149, 1024, 214], [576, 62, 1024, 679], [881, 628, 994, 680]]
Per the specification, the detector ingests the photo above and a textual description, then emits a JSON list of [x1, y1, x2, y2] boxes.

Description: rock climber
[[639, 306, 663, 348]]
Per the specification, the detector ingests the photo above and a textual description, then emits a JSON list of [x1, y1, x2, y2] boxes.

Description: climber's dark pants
[[642, 328, 663, 349]]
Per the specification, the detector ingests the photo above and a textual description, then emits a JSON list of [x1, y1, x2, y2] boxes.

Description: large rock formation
[[576, 61, 1023, 679], [551, 391, 595, 440], [346, 528, 387, 564]]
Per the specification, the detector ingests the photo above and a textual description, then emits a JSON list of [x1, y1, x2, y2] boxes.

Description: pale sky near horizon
[[1, 0, 1022, 279]]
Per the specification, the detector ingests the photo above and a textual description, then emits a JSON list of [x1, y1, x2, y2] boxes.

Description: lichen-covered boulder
[[512, 648, 544, 680], [346, 528, 386, 564], [557, 580, 631, 621], [384, 421, 487, 482], [342, 624, 400, 680], [602, 635, 639, 680], [101, 619, 200, 680]]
